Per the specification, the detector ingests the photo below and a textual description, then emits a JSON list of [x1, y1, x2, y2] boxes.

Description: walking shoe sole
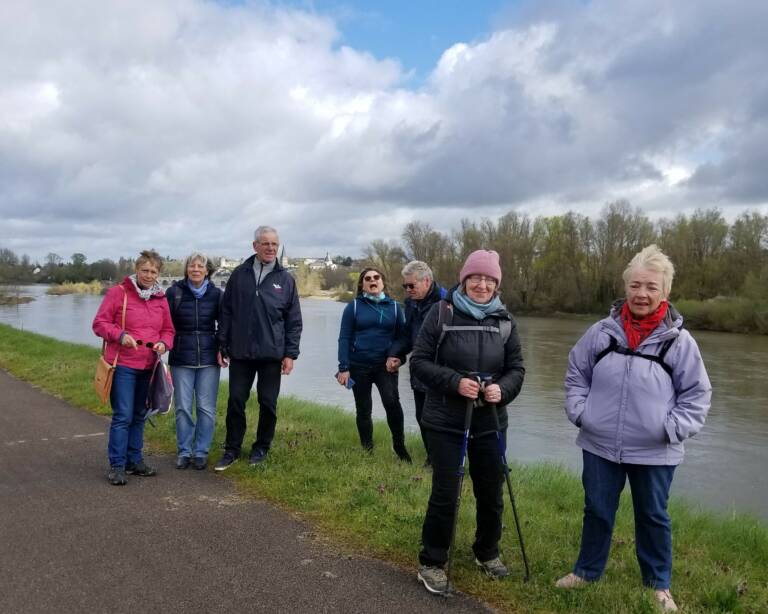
[[214, 460, 237, 471], [417, 572, 448, 595]]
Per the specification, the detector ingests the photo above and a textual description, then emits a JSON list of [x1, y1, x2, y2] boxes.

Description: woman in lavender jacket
[[555, 245, 711, 613]]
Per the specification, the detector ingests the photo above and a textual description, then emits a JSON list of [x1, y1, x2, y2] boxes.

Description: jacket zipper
[[195, 296, 201, 366]]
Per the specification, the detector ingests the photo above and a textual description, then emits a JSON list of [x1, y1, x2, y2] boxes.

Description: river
[[1, 285, 766, 520]]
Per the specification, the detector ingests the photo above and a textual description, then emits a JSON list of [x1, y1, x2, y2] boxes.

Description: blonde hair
[[622, 244, 674, 297], [135, 249, 163, 271]]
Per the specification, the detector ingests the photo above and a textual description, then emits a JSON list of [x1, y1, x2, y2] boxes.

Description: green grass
[[1, 322, 767, 613]]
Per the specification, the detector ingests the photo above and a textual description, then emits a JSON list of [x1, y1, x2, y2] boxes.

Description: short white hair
[[623, 244, 675, 297], [183, 251, 216, 278], [254, 226, 278, 241], [401, 260, 433, 281]]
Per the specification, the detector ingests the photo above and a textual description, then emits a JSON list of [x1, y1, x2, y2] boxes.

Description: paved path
[[0, 370, 490, 613]]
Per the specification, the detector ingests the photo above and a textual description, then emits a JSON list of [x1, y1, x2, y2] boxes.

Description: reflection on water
[[2, 286, 767, 520]]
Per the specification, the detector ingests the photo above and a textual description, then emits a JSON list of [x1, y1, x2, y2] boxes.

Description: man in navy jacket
[[389, 260, 446, 465], [215, 226, 303, 470]]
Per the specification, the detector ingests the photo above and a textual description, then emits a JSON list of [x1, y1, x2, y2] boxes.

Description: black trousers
[[412, 389, 430, 459], [349, 363, 405, 449], [224, 358, 282, 455], [419, 428, 505, 567]]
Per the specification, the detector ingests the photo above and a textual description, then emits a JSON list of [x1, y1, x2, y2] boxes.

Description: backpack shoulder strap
[[594, 336, 617, 367], [499, 318, 512, 344], [434, 300, 453, 361]]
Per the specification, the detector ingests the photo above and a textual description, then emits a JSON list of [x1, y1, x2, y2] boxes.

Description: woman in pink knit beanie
[[410, 249, 525, 593]]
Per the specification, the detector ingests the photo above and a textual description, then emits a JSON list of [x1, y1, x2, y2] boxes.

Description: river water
[[2, 285, 766, 520]]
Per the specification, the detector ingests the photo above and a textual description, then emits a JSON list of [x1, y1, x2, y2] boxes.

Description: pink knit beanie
[[459, 250, 502, 284]]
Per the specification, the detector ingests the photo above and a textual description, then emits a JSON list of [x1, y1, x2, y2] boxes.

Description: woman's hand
[[483, 383, 502, 404], [152, 342, 167, 355], [217, 351, 230, 368], [337, 371, 351, 387], [121, 334, 138, 349], [457, 377, 481, 399]]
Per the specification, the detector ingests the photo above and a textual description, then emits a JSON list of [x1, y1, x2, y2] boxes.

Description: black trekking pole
[[490, 400, 531, 582], [445, 396, 474, 594]]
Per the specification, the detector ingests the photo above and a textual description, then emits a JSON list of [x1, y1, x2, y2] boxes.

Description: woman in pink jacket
[[92, 250, 175, 486]]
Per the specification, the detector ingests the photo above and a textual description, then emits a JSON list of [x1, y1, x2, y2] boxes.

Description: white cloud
[[0, 0, 766, 262]]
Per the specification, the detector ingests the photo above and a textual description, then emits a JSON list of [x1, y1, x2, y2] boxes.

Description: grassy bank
[[1, 323, 766, 613], [46, 280, 105, 295]]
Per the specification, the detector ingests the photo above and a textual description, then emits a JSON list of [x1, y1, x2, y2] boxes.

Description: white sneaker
[[654, 589, 678, 612], [555, 572, 587, 588]]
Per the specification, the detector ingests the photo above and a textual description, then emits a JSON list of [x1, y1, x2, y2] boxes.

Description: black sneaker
[[393, 445, 413, 464], [126, 461, 157, 477], [214, 451, 238, 472], [176, 456, 191, 470], [108, 466, 127, 486], [193, 457, 208, 471], [248, 448, 268, 465]]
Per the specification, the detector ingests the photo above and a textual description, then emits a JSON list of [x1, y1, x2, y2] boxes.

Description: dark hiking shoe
[[417, 566, 448, 594], [108, 466, 127, 486], [214, 451, 238, 471], [476, 557, 509, 579], [193, 457, 208, 471], [393, 445, 413, 464], [248, 448, 268, 465], [126, 461, 157, 477], [176, 456, 191, 470]]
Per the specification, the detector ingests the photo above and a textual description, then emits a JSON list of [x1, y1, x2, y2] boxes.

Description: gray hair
[[622, 244, 675, 297], [254, 225, 278, 242], [184, 251, 217, 279], [401, 260, 433, 281]]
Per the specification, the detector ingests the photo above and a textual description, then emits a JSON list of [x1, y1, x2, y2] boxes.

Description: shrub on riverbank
[[1, 322, 766, 613], [46, 280, 104, 295], [676, 298, 768, 335]]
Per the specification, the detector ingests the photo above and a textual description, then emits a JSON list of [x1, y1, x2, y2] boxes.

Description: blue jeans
[[574, 450, 676, 589], [171, 365, 220, 459], [108, 366, 151, 467]]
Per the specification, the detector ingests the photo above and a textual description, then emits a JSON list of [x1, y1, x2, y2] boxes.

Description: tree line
[[362, 201, 768, 315]]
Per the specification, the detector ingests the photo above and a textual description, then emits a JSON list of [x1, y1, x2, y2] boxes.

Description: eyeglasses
[[467, 275, 497, 287], [363, 274, 381, 282], [402, 283, 416, 290], [136, 340, 156, 349]]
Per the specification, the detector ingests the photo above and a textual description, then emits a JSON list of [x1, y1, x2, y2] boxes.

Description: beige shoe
[[555, 572, 587, 588], [654, 589, 678, 612]]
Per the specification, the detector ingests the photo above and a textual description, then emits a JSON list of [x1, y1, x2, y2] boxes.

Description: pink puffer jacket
[[92, 277, 175, 370]]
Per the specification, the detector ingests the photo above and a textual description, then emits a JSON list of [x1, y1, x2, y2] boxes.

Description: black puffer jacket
[[167, 280, 223, 367], [410, 293, 525, 436]]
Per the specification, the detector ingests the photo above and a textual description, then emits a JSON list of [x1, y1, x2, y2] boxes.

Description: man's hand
[[217, 351, 229, 368], [385, 357, 402, 373], [281, 357, 294, 375]]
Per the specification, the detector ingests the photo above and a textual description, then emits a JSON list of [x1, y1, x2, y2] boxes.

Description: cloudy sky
[[1, 0, 766, 262]]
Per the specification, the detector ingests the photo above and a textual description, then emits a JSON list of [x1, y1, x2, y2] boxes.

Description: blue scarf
[[452, 289, 503, 321], [362, 291, 386, 302], [187, 278, 209, 299]]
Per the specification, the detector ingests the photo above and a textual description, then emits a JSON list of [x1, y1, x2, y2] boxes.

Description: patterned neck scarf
[[129, 274, 163, 301]]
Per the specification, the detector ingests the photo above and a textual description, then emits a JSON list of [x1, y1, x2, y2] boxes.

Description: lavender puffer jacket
[[564, 303, 712, 466]]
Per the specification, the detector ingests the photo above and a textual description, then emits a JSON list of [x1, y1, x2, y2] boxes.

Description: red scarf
[[620, 301, 668, 350]]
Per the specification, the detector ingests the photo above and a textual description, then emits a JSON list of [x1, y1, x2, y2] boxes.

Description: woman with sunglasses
[[166, 252, 224, 471], [92, 250, 175, 486], [409, 250, 525, 594], [336, 268, 412, 462]]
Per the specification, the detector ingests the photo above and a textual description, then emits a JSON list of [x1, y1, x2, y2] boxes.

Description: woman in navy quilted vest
[[555, 245, 712, 613], [336, 268, 411, 462], [167, 252, 224, 471]]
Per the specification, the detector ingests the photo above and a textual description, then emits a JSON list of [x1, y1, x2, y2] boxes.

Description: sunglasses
[[402, 283, 417, 290], [136, 340, 156, 349], [363, 274, 381, 282]]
